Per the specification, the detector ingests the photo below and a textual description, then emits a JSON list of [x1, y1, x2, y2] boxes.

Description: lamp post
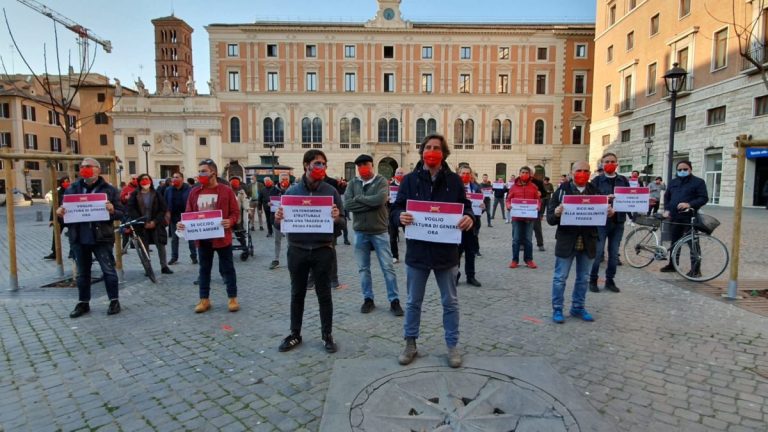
[[141, 140, 151, 176], [22, 167, 30, 193], [643, 137, 653, 185], [663, 63, 687, 185], [268, 143, 276, 178]]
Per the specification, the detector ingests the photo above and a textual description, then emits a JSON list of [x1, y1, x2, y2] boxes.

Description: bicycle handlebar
[[116, 216, 148, 230]]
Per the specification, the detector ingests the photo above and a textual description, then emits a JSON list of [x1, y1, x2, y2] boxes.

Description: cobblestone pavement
[[0, 202, 767, 431]]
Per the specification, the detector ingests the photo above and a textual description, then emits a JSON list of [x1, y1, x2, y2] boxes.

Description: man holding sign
[[57, 158, 124, 318], [547, 161, 614, 324], [274, 150, 345, 354], [177, 159, 241, 314], [588, 153, 630, 294], [505, 166, 541, 269], [391, 134, 474, 368]]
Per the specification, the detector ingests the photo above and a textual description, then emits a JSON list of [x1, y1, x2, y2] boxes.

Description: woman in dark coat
[[127, 174, 173, 274]]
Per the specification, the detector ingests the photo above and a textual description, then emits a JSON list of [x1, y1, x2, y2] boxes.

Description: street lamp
[[22, 167, 30, 193], [141, 140, 151, 175], [268, 143, 276, 177], [663, 63, 687, 185], [643, 137, 653, 184]]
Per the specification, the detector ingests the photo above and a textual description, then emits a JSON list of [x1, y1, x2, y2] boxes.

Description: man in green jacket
[[344, 154, 403, 316]]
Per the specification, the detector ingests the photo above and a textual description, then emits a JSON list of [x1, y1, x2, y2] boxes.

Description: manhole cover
[[350, 367, 577, 431]]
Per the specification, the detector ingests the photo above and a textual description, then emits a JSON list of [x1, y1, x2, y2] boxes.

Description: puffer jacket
[[664, 174, 708, 221], [505, 179, 540, 221]]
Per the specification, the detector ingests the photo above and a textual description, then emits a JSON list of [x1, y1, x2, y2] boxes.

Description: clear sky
[[1, 0, 596, 93]]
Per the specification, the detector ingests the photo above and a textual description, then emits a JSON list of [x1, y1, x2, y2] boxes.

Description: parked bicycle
[[623, 208, 729, 282], [116, 216, 156, 283]]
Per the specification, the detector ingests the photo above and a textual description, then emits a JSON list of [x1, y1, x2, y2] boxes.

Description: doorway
[[159, 165, 180, 179], [754, 157, 768, 207], [378, 157, 398, 180]]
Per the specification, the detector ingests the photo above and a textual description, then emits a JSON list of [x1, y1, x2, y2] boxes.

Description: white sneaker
[[393, 258, 399, 264]]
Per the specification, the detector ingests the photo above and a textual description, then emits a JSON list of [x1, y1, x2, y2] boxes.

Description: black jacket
[[64, 177, 124, 245], [663, 175, 708, 221], [546, 181, 600, 259], [127, 188, 169, 245], [390, 161, 473, 270]]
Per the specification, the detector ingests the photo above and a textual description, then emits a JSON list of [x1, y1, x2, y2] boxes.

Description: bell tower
[[151, 15, 194, 94]]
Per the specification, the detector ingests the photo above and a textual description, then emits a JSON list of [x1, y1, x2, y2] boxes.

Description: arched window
[[534, 119, 545, 144], [350, 118, 360, 143], [454, 119, 464, 144], [230, 117, 241, 143], [274, 117, 284, 143], [416, 119, 426, 143], [340, 118, 350, 144], [502, 119, 512, 144], [427, 119, 436, 135], [388, 118, 398, 142], [312, 117, 322, 142], [378, 118, 388, 143], [495, 163, 507, 180], [464, 119, 474, 144], [492, 119, 501, 144], [377, 118, 398, 142], [263, 118, 274, 143], [302, 117, 312, 143]]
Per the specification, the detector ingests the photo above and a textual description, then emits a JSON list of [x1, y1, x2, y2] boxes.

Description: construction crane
[[16, 0, 112, 65]]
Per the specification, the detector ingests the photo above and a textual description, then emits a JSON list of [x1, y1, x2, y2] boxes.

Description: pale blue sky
[[1, 0, 595, 92]]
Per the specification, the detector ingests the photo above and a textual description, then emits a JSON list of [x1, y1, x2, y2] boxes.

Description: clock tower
[[365, 0, 410, 28]]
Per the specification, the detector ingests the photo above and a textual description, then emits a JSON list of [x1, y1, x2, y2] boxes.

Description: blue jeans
[[551, 252, 594, 311], [169, 224, 197, 261], [72, 243, 119, 302], [354, 231, 399, 302], [197, 241, 237, 299], [403, 265, 460, 347], [590, 221, 625, 282], [511, 220, 534, 262]]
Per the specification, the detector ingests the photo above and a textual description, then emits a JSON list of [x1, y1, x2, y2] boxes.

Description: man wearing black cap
[[344, 154, 403, 316]]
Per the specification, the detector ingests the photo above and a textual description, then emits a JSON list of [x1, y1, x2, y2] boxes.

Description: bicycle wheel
[[134, 237, 157, 283], [671, 233, 729, 282], [623, 226, 659, 268]]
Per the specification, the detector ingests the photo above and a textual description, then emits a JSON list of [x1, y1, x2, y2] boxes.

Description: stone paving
[[0, 202, 767, 431]]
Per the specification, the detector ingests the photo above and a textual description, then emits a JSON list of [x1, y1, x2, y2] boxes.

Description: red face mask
[[309, 167, 326, 181], [519, 173, 530, 182], [280, 180, 290, 189], [130, 179, 138, 187], [358, 165, 373, 179], [603, 162, 617, 174], [61, 181, 70, 189], [198, 173, 211, 185], [79, 167, 94, 179], [573, 172, 591, 186], [264, 179, 274, 188], [230, 179, 241, 189], [394, 175, 404, 183], [423, 150, 443, 168], [460, 174, 471, 184], [140, 179, 152, 187], [172, 178, 182, 187]]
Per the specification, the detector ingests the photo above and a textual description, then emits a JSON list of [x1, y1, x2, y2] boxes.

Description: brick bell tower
[[151, 15, 194, 94]]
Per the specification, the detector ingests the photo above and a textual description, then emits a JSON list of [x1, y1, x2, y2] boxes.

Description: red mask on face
[[358, 166, 372, 179], [309, 167, 326, 181], [423, 150, 443, 168], [61, 181, 70, 189], [198, 173, 211, 185], [460, 174, 471, 184], [394, 174, 404, 183], [280, 180, 290, 189], [79, 167, 94, 179], [172, 178, 182, 187], [140, 179, 152, 187], [264, 179, 274, 188], [574, 172, 590, 186], [519, 173, 530, 182], [130, 179, 138, 187], [603, 162, 617, 175], [230, 179, 241, 189]]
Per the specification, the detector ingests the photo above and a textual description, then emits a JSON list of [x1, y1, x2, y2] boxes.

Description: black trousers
[[288, 245, 334, 336]]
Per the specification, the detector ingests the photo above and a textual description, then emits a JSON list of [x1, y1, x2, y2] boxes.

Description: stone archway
[[378, 157, 398, 180]]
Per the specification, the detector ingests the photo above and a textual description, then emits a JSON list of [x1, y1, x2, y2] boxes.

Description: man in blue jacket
[[390, 134, 475, 368], [660, 160, 708, 276], [56, 158, 124, 318], [165, 171, 196, 265], [589, 152, 629, 293]]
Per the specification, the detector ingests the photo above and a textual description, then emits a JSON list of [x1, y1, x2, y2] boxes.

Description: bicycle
[[116, 216, 156, 283], [623, 208, 729, 282]]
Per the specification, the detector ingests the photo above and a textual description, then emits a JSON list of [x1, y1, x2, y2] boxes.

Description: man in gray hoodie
[[344, 154, 403, 316]]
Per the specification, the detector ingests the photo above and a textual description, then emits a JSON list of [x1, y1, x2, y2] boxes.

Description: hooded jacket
[[390, 161, 473, 270]]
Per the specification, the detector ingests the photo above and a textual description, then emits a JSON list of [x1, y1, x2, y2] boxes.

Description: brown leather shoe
[[228, 297, 239, 312], [194, 298, 211, 313]]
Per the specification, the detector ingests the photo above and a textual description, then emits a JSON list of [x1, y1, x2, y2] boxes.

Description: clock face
[[383, 8, 395, 20]]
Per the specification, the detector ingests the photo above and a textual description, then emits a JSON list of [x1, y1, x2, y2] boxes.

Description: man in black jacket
[[56, 158, 124, 318], [390, 134, 475, 368], [547, 161, 614, 324], [660, 160, 708, 275]]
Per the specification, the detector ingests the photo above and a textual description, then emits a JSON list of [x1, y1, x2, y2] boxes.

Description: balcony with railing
[[614, 98, 635, 116], [741, 44, 768, 73]]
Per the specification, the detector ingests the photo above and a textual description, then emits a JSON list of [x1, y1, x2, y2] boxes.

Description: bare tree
[[707, 0, 768, 90]]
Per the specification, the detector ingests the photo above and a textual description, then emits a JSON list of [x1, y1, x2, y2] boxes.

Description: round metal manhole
[[349, 367, 580, 431]]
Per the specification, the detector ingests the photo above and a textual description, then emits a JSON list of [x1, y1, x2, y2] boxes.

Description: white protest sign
[[270, 196, 281, 213], [468, 193, 484, 216], [389, 186, 399, 204], [509, 198, 539, 219], [612, 187, 650, 213], [404, 200, 464, 244], [62, 193, 110, 224], [561, 195, 609, 226], [481, 187, 493, 198], [181, 210, 225, 240], [492, 181, 505, 190], [280, 195, 333, 233]]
